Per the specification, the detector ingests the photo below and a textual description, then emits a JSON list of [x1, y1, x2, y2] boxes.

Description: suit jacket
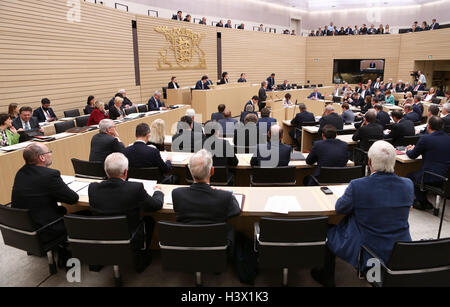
[[147, 96, 165, 111], [11, 165, 79, 241], [122, 97, 133, 108], [318, 113, 344, 136], [291, 111, 315, 128], [385, 83, 393, 90], [404, 111, 421, 123], [218, 118, 238, 136], [87, 108, 108, 126], [109, 106, 123, 120], [266, 77, 275, 90], [443, 114, 450, 133], [306, 139, 348, 177], [361, 102, 373, 114], [172, 130, 205, 153], [353, 122, 384, 151], [250, 142, 291, 167], [328, 172, 413, 268], [12, 116, 40, 131], [341, 110, 355, 124], [123, 141, 171, 173], [225, 24, 232, 28], [332, 88, 343, 96], [203, 135, 238, 167], [33, 107, 57, 123], [395, 84, 405, 92], [172, 15, 182, 21], [407, 131, 450, 181], [367, 28, 377, 34], [412, 84, 425, 93], [172, 183, 240, 226], [376, 110, 391, 129], [233, 122, 261, 151], [88, 178, 163, 235], [280, 84, 291, 90], [89, 132, 125, 162], [412, 103, 424, 117], [195, 80, 209, 90], [386, 119, 415, 146], [359, 27, 367, 34], [345, 27, 353, 35], [237, 78, 247, 83], [168, 82, 179, 89], [404, 85, 413, 93], [258, 87, 267, 102], [308, 92, 324, 100], [211, 112, 225, 121], [430, 22, 440, 30], [218, 78, 229, 85], [257, 117, 277, 133]]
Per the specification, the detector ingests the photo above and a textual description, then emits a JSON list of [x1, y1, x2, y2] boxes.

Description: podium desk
[[167, 88, 191, 105]]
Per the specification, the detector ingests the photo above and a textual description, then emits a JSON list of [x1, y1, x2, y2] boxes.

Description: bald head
[[23, 143, 52, 167]]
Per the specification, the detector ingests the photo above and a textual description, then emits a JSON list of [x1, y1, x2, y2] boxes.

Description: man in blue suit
[[307, 88, 324, 100], [218, 110, 237, 137], [406, 116, 450, 210], [289, 103, 315, 149], [250, 125, 291, 167], [305, 125, 348, 185], [312, 140, 414, 287], [403, 104, 421, 122], [266, 73, 276, 91], [257, 108, 277, 133], [211, 104, 226, 121], [195, 76, 210, 90], [147, 91, 166, 111]]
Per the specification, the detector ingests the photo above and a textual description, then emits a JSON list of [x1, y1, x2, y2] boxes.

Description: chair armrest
[[423, 171, 448, 182], [357, 245, 388, 279], [311, 176, 320, 186], [130, 220, 145, 243], [35, 217, 65, 234], [253, 222, 260, 253]]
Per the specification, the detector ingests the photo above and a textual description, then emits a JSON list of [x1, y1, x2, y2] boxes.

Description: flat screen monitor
[[333, 59, 385, 84]]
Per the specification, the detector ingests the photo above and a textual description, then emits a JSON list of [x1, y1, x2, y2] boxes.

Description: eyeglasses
[[39, 150, 53, 156]]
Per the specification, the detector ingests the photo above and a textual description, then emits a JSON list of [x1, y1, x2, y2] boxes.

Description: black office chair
[[137, 105, 148, 113], [250, 166, 296, 186], [158, 221, 228, 286], [311, 84, 317, 88], [294, 121, 317, 148], [358, 239, 450, 287], [318, 84, 323, 87], [311, 166, 364, 185], [421, 169, 449, 237], [255, 217, 328, 286], [123, 106, 137, 116], [353, 139, 393, 171], [71, 158, 107, 180], [336, 129, 355, 136], [397, 135, 421, 147], [162, 87, 168, 99], [304, 85, 310, 89], [75, 115, 90, 127], [185, 165, 234, 186], [297, 85, 303, 89], [64, 109, 81, 118], [54, 121, 75, 134], [64, 215, 139, 287], [0, 205, 67, 275], [127, 167, 163, 183]]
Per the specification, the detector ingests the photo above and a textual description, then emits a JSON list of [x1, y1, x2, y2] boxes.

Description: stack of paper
[[61, 175, 75, 185], [234, 194, 244, 209], [128, 179, 157, 196], [328, 185, 348, 199], [53, 132, 76, 140], [67, 181, 90, 193], [161, 152, 191, 163], [264, 196, 301, 214], [0, 142, 33, 152]]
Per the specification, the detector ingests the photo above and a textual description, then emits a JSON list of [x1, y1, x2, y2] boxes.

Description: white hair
[[325, 105, 335, 112], [99, 119, 114, 133], [154, 91, 161, 96], [186, 108, 195, 118], [368, 140, 396, 173], [188, 149, 212, 181], [443, 103, 450, 114], [104, 152, 129, 178], [270, 124, 282, 141], [118, 89, 126, 94]]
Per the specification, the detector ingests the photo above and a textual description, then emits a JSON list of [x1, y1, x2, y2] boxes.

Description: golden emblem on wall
[[155, 26, 207, 70]]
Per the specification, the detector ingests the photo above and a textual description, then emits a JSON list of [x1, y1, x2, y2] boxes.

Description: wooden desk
[[395, 154, 422, 177], [0, 106, 190, 205], [166, 88, 191, 105], [383, 105, 403, 113], [266, 87, 334, 102]]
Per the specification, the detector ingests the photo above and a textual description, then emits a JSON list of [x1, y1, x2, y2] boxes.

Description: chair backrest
[[0, 206, 44, 256], [317, 166, 364, 185], [54, 121, 75, 134], [71, 158, 107, 180], [251, 166, 296, 186], [124, 106, 137, 116], [336, 129, 355, 135], [185, 165, 231, 186], [64, 109, 81, 118], [127, 167, 163, 183], [162, 87, 168, 99], [75, 115, 90, 127], [158, 221, 228, 273], [382, 239, 450, 287], [397, 135, 420, 147], [64, 215, 135, 266], [137, 105, 148, 113], [257, 217, 329, 269]]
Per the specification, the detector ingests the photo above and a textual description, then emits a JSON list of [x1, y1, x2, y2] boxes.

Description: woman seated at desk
[[283, 93, 293, 107], [87, 100, 109, 126], [8, 103, 19, 120], [384, 90, 395, 105], [148, 119, 166, 151], [0, 113, 20, 147], [423, 88, 436, 102], [84, 96, 96, 115]]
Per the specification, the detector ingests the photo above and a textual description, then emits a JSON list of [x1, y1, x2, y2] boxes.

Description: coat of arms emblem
[[155, 26, 207, 70]]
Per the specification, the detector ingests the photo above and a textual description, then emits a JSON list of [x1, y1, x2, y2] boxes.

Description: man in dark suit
[[307, 88, 324, 100], [266, 73, 276, 91], [250, 125, 291, 167], [203, 122, 238, 167], [374, 104, 391, 129], [172, 11, 182, 21], [305, 125, 348, 185], [211, 104, 226, 121], [407, 116, 450, 210], [318, 106, 344, 136], [237, 23, 245, 30], [183, 15, 191, 22], [244, 96, 258, 112], [218, 110, 238, 137], [88, 152, 164, 272], [89, 119, 125, 162], [289, 103, 315, 148], [123, 123, 172, 173], [237, 73, 247, 83], [352, 109, 384, 151], [225, 20, 232, 28], [173, 115, 205, 153], [12, 106, 44, 141], [395, 81, 405, 92], [147, 91, 166, 111], [199, 17, 207, 25], [234, 113, 260, 153], [12, 143, 79, 243], [257, 108, 277, 134], [385, 110, 415, 146], [344, 25, 353, 35], [172, 149, 241, 244], [341, 103, 355, 124], [280, 80, 291, 90], [118, 89, 133, 109], [258, 82, 268, 111], [404, 104, 421, 122], [168, 76, 179, 89], [412, 81, 425, 95], [442, 103, 450, 133], [430, 19, 440, 30], [33, 98, 57, 123], [312, 140, 413, 287], [359, 24, 368, 34], [367, 24, 377, 34], [195, 76, 210, 90], [216, 20, 224, 27]]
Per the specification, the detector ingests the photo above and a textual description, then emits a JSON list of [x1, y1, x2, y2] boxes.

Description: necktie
[[415, 85, 419, 91], [155, 99, 159, 109], [25, 121, 31, 130]]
